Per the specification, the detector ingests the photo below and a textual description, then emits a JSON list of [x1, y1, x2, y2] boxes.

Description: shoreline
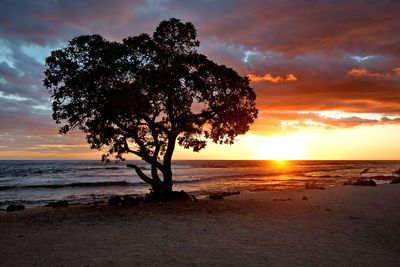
[[1, 174, 396, 210], [0, 183, 394, 210], [0, 179, 394, 210], [1, 184, 399, 266]]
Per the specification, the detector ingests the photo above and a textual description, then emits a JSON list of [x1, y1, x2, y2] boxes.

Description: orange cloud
[[285, 73, 298, 81], [248, 73, 298, 83], [347, 68, 390, 78], [250, 110, 400, 136], [393, 67, 400, 76]]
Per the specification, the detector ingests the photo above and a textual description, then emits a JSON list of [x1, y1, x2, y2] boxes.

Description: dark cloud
[[198, 0, 400, 57], [0, 0, 145, 45]]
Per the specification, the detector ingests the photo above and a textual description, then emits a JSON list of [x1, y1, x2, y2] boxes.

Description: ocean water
[[0, 160, 399, 208]]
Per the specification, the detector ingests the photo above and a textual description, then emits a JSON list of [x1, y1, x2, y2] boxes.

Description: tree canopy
[[43, 18, 258, 198]]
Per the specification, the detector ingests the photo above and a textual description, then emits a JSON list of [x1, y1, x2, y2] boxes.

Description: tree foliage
[[44, 18, 258, 197]]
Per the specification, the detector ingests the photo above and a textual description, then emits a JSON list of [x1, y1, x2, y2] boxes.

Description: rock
[[191, 195, 198, 202], [121, 195, 145, 205], [45, 200, 69, 208], [250, 187, 270, 192], [174, 190, 192, 200], [273, 198, 292, 201], [343, 179, 377, 186], [390, 177, 400, 184], [208, 191, 240, 200], [209, 191, 240, 200], [225, 191, 240, 196], [209, 194, 224, 200], [302, 196, 308, 200], [366, 180, 377, 186], [108, 196, 122, 206], [144, 190, 193, 202], [6, 204, 25, 212], [305, 182, 325, 190], [88, 201, 105, 206]]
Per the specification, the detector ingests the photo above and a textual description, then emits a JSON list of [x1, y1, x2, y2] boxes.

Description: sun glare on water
[[255, 133, 305, 161]]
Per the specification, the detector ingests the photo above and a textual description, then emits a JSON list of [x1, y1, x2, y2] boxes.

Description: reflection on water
[[0, 160, 399, 207]]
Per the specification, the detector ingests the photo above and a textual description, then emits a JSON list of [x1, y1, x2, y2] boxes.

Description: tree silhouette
[[43, 18, 258, 199]]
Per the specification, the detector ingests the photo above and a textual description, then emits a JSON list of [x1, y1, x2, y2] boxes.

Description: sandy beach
[[1, 184, 399, 266]]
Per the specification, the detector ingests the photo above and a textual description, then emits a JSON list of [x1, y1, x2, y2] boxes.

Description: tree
[[43, 18, 258, 199]]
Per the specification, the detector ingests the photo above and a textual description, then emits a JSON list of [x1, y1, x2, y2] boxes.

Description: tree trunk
[[150, 180, 173, 199], [161, 135, 176, 193], [143, 161, 172, 199], [128, 134, 180, 201], [128, 162, 189, 201]]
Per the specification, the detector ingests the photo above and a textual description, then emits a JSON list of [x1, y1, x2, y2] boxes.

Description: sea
[[0, 160, 399, 209]]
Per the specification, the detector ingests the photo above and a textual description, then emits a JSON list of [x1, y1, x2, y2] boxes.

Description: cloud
[[163, 0, 400, 59], [247, 73, 298, 83], [0, 0, 400, 155], [393, 67, 400, 76], [250, 111, 400, 135], [347, 68, 390, 78], [285, 73, 298, 81], [0, 0, 146, 45]]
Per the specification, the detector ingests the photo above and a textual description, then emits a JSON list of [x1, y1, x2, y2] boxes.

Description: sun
[[255, 133, 305, 160]]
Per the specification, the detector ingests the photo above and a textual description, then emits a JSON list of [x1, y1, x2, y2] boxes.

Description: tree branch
[[141, 114, 170, 135], [113, 119, 151, 159], [123, 132, 165, 177], [115, 115, 166, 165], [194, 110, 216, 121], [122, 138, 144, 158], [127, 164, 154, 185]]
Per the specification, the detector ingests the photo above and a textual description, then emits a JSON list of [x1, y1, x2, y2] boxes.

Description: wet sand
[[1, 184, 399, 266]]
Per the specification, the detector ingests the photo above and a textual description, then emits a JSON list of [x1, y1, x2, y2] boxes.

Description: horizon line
[[1, 159, 400, 161]]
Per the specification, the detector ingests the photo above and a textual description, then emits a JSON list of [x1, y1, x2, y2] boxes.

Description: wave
[[0, 185, 17, 191], [49, 169, 64, 173], [80, 166, 121, 171], [0, 177, 201, 191], [80, 165, 190, 171], [0, 168, 65, 177], [172, 166, 190, 169], [304, 175, 343, 178], [140, 165, 190, 170], [27, 181, 140, 188], [0, 181, 142, 191], [174, 178, 199, 182]]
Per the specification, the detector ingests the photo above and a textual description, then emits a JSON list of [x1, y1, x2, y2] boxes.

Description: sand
[[1, 184, 399, 266]]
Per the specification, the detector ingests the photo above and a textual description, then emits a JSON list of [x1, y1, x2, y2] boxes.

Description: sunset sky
[[1, 0, 400, 160]]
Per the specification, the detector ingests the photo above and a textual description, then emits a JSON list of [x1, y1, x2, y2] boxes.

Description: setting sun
[[255, 133, 305, 160]]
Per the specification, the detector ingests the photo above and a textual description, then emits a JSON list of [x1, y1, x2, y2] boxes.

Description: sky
[[0, 0, 400, 160]]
